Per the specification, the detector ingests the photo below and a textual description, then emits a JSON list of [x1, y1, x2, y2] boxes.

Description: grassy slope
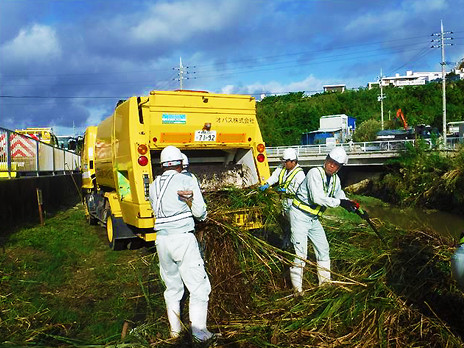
[[0, 205, 166, 346], [1, 194, 464, 347]]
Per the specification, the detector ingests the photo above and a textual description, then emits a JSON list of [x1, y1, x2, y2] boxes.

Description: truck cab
[[14, 127, 59, 146]]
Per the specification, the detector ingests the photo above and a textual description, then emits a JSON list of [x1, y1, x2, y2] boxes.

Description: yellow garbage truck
[[82, 90, 270, 249]]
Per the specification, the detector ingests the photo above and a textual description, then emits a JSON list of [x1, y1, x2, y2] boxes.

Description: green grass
[[0, 205, 167, 346], [1, 190, 464, 347]]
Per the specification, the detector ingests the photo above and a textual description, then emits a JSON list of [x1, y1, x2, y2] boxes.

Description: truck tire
[[106, 213, 127, 251]]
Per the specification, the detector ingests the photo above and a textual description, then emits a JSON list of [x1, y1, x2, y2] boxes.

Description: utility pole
[[173, 57, 196, 90], [431, 20, 453, 147], [179, 57, 185, 90], [377, 69, 385, 130]]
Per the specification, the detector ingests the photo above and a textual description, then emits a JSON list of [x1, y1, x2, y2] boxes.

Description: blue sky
[[1, 0, 463, 136]]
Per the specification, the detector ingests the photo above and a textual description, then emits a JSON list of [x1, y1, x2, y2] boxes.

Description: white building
[[323, 84, 346, 93], [368, 65, 464, 89], [368, 70, 442, 89]]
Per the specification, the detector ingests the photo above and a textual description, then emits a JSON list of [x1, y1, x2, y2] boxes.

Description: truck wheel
[[106, 213, 127, 251]]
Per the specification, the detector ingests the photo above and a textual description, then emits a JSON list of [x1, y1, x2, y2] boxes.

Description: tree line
[[256, 79, 464, 146]]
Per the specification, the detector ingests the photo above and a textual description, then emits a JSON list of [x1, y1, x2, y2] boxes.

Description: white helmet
[[281, 148, 298, 161], [181, 153, 189, 168], [327, 147, 348, 165], [160, 146, 183, 167]]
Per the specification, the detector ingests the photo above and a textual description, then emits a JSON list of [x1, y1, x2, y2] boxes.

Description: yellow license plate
[[231, 208, 264, 230]]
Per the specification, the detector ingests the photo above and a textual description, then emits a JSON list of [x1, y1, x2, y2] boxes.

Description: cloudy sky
[[1, 0, 463, 135]]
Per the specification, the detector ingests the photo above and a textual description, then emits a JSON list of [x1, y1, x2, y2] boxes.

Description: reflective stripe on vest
[[153, 173, 193, 225], [292, 167, 337, 216], [154, 211, 193, 225], [278, 166, 303, 189]]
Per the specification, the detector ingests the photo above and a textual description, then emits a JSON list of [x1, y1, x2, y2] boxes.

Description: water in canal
[[364, 200, 464, 241]]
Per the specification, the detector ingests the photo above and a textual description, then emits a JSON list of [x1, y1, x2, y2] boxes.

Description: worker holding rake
[[289, 147, 357, 291]]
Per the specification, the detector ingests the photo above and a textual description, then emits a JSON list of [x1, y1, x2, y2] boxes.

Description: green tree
[[256, 80, 464, 146], [353, 119, 382, 142]]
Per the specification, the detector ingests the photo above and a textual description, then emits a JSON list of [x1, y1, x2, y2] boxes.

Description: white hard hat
[[281, 148, 298, 161], [160, 146, 183, 167], [181, 153, 189, 168], [327, 147, 348, 165]]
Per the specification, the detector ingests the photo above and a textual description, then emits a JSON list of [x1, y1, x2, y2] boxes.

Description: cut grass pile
[[1, 189, 464, 347]]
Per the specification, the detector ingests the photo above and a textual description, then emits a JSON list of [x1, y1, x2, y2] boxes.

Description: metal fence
[[0, 127, 81, 178], [266, 137, 464, 158]]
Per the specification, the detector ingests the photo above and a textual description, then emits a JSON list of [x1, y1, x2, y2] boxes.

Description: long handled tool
[[353, 203, 385, 243]]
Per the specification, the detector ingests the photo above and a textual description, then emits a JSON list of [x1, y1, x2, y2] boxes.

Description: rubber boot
[[317, 260, 331, 286], [166, 301, 182, 338], [189, 301, 214, 342], [290, 264, 304, 294]]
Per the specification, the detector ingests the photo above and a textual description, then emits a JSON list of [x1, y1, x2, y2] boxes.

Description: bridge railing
[[266, 137, 463, 158], [266, 139, 413, 157], [0, 127, 81, 179]]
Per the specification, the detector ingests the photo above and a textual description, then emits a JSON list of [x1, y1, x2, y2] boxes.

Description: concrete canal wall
[[0, 174, 82, 234]]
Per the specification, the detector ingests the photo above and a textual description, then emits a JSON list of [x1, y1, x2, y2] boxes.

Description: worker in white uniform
[[451, 232, 464, 290], [289, 147, 357, 291], [259, 148, 305, 248], [149, 146, 213, 342]]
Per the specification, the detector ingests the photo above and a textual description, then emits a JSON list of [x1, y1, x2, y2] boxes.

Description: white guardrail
[[265, 137, 464, 158], [0, 127, 81, 179]]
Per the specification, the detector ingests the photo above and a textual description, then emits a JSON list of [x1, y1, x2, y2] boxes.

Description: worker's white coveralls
[[149, 170, 211, 340], [289, 166, 346, 290], [266, 164, 305, 249], [451, 239, 464, 290]]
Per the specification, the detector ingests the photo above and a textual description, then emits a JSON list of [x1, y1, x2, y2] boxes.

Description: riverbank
[[348, 142, 464, 216], [1, 192, 464, 346]]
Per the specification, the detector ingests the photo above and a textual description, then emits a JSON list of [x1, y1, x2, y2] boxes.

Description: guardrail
[[266, 137, 463, 158], [0, 127, 81, 179]]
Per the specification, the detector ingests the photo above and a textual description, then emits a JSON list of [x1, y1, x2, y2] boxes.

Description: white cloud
[[1, 24, 61, 63], [345, 10, 405, 34], [409, 0, 448, 13], [221, 75, 324, 95], [130, 0, 245, 43], [345, 0, 448, 34], [84, 105, 112, 129]]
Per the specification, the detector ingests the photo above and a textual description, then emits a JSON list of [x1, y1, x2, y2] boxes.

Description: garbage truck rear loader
[[82, 90, 270, 249]]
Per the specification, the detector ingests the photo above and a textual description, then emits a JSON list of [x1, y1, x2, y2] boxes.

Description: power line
[[172, 57, 196, 89], [0, 95, 122, 99], [390, 45, 433, 73], [0, 32, 458, 99], [0, 34, 437, 81]]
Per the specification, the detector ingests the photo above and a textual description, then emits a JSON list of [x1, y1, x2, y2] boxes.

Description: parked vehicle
[[82, 90, 270, 249]]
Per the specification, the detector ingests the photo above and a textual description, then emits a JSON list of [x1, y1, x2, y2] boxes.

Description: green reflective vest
[[292, 167, 337, 216]]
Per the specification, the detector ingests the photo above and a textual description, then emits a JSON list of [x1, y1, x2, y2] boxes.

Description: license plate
[[194, 130, 217, 142], [230, 208, 264, 230]]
